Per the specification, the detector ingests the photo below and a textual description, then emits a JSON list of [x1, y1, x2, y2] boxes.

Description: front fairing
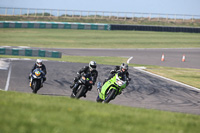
[[79, 74, 93, 86], [32, 68, 43, 79], [99, 74, 127, 100]]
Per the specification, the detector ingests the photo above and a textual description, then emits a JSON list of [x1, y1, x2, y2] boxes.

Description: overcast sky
[[0, 0, 200, 15]]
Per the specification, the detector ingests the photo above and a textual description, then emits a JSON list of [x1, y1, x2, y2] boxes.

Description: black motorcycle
[[71, 73, 93, 99], [29, 68, 45, 94]]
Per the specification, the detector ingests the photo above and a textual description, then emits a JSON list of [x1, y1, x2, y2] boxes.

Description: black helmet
[[89, 61, 97, 70], [120, 63, 128, 72]]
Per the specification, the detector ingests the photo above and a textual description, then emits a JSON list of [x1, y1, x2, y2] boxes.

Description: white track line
[[127, 56, 133, 64], [5, 62, 12, 91], [134, 67, 200, 92]]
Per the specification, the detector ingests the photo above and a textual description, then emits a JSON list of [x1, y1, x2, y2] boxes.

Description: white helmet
[[120, 63, 128, 72], [89, 61, 97, 70], [36, 59, 43, 67]]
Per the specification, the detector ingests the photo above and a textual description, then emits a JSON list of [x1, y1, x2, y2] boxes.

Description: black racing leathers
[[77, 66, 98, 85], [104, 66, 130, 86], [72, 66, 98, 94]]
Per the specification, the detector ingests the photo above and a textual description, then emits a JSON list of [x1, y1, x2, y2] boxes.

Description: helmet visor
[[90, 65, 96, 69], [37, 62, 42, 67]]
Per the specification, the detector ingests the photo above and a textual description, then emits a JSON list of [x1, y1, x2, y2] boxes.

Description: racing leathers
[[30, 63, 47, 82], [71, 66, 98, 96], [103, 66, 131, 86]]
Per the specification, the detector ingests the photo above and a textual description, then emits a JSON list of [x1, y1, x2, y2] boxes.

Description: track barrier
[[110, 24, 200, 33], [1, 21, 200, 33], [0, 21, 110, 30], [0, 47, 62, 58]]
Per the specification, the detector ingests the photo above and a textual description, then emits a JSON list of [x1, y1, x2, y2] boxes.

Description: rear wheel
[[104, 89, 116, 103]]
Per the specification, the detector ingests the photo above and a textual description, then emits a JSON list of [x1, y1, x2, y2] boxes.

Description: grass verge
[[144, 65, 200, 89], [0, 28, 200, 48], [0, 91, 200, 133]]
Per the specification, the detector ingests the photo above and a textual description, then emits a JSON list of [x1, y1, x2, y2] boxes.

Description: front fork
[[29, 77, 43, 87]]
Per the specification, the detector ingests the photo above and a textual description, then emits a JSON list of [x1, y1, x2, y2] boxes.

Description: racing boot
[[70, 83, 75, 89], [70, 77, 79, 89], [83, 94, 86, 98], [97, 82, 101, 93], [29, 81, 31, 87], [72, 83, 79, 95]]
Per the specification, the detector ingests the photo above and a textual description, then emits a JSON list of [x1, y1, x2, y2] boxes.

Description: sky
[[0, 0, 200, 15]]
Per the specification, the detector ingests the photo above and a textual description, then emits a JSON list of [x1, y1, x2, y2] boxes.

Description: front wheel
[[96, 95, 103, 103], [104, 89, 116, 103], [32, 80, 41, 94], [75, 86, 86, 99]]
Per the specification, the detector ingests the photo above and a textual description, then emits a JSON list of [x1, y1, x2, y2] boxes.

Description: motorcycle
[[96, 73, 127, 103], [71, 73, 93, 99], [29, 68, 45, 94]]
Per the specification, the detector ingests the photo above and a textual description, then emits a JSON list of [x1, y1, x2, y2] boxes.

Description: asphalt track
[[47, 48, 200, 69], [1, 59, 200, 115]]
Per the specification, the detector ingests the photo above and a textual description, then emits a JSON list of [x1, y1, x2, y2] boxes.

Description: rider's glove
[[127, 78, 131, 81], [77, 73, 81, 79], [110, 70, 116, 74]]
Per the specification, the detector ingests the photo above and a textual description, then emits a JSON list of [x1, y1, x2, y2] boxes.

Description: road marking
[[18, 46, 30, 48], [0, 60, 9, 70], [134, 66, 146, 70], [127, 56, 133, 64], [134, 67, 200, 92], [1, 58, 32, 61], [5, 62, 12, 91], [0, 46, 11, 48]]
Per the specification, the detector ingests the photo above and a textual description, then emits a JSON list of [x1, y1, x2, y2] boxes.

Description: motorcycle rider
[[70, 61, 98, 97], [29, 59, 47, 86], [103, 63, 131, 86]]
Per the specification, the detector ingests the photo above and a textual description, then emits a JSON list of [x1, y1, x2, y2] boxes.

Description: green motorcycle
[[96, 73, 127, 103]]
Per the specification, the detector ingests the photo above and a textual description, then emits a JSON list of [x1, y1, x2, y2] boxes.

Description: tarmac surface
[[47, 48, 200, 69], [1, 58, 200, 115]]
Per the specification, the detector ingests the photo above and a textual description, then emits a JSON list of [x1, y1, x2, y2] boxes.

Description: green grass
[[0, 55, 128, 66], [0, 28, 200, 48], [141, 65, 200, 89], [0, 91, 200, 133]]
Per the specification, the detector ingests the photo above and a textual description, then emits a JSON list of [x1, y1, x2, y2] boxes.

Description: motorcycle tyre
[[75, 86, 85, 99], [32, 80, 41, 94], [104, 89, 116, 103], [96, 95, 103, 103]]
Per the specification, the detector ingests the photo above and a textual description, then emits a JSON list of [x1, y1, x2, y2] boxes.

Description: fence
[[111, 24, 200, 33], [1, 7, 200, 23]]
